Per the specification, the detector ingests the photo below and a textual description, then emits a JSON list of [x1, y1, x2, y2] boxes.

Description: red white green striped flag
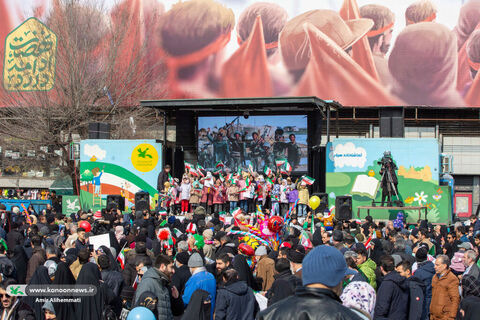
[[266, 177, 274, 188], [189, 168, 199, 177], [231, 207, 242, 216], [301, 175, 315, 186], [285, 162, 292, 173], [117, 248, 126, 270], [248, 164, 254, 175], [213, 167, 222, 175], [184, 161, 194, 171], [168, 173, 174, 184], [245, 177, 251, 187], [275, 158, 287, 167], [159, 208, 167, 216], [196, 164, 205, 177], [215, 161, 224, 168], [264, 166, 272, 176], [219, 174, 225, 182]]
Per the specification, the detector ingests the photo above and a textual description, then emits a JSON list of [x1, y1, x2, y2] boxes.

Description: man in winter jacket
[[214, 269, 259, 320], [183, 252, 216, 320], [0, 279, 34, 319], [413, 247, 435, 318], [257, 245, 361, 320], [255, 246, 275, 291], [353, 244, 377, 289], [98, 255, 124, 296], [26, 235, 46, 283], [266, 258, 297, 306], [135, 255, 175, 320], [430, 255, 460, 320], [374, 255, 409, 320], [397, 260, 426, 320], [123, 241, 152, 287]]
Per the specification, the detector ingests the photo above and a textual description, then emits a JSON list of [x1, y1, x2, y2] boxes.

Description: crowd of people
[[0, 163, 478, 319]]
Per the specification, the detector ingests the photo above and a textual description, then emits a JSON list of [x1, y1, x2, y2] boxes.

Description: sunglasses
[[0, 294, 11, 298]]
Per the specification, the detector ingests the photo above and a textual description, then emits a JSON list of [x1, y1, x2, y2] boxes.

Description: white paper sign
[[88, 233, 111, 250]]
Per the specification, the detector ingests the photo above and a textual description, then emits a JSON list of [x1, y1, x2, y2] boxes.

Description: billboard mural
[[326, 138, 452, 224], [1, 0, 480, 107], [198, 115, 307, 174], [79, 139, 161, 212]]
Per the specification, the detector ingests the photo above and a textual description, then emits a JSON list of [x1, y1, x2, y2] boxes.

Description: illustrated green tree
[[80, 169, 94, 192]]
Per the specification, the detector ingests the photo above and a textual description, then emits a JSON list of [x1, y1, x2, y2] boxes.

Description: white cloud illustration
[[331, 142, 367, 168], [84, 144, 107, 160]]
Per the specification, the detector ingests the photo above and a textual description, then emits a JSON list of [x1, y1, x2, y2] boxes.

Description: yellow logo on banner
[[3, 18, 57, 91], [131, 143, 158, 172]]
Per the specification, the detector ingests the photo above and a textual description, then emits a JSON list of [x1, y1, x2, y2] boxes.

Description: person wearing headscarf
[[52, 262, 76, 320], [23, 266, 52, 320], [464, 30, 480, 105], [76, 262, 115, 320], [369, 238, 385, 265], [341, 281, 376, 320], [232, 254, 259, 291], [11, 245, 28, 284], [389, 22, 463, 107]]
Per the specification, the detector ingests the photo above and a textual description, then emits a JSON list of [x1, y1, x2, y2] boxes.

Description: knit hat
[[255, 246, 267, 256], [203, 229, 213, 241], [42, 301, 55, 315], [188, 252, 204, 268], [176, 251, 190, 265], [302, 245, 355, 287], [39, 226, 50, 237], [168, 216, 176, 224]]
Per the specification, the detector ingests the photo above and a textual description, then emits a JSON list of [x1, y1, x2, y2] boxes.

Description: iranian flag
[[266, 177, 274, 188], [215, 161, 224, 168], [248, 164, 254, 175], [168, 173, 174, 184], [184, 162, 194, 171], [245, 177, 251, 187], [174, 228, 183, 237], [301, 175, 315, 185], [159, 208, 167, 216], [186, 223, 197, 234], [299, 230, 313, 249], [213, 167, 222, 175], [189, 168, 199, 177], [231, 207, 242, 216], [285, 162, 292, 173], [264, 166, 272, 176], [219, 174, 225, 182], [132, 274, 139, 289], [275, 158, 287, 167], [196, 164, 206, 177], [117, 248, 126, 270]]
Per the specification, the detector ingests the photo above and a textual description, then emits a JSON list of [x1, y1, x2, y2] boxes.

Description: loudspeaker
[[175, 111, 195, 148], [135, 191, 150, 211], [88, 122, 111, 139], [335, 196, 352, 221], [106, 195, 125, 211], [312, 193, 329, 213]]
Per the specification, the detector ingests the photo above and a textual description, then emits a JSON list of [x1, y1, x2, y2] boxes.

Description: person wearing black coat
[[171, 252, 192, 296], [6, 224, 24, 254], [214, 269, 259, 320], [412, 248, 435, 318], [266, 259, 297, 306], [157, 165, 171, 192], [374, 256, 409, 320], [397, 260, 426, 320], [98, 255, 124, 296]]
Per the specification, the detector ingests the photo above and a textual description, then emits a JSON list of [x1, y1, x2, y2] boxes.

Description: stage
[[357, 205, 428, 221]]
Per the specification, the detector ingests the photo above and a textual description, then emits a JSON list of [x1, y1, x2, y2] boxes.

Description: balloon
[[127, 307, 156, 320], [238, 243, 255, 256], [309, 196, 320, 210], [78, 220, 91, 233], [267, 216, 283, 233]]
